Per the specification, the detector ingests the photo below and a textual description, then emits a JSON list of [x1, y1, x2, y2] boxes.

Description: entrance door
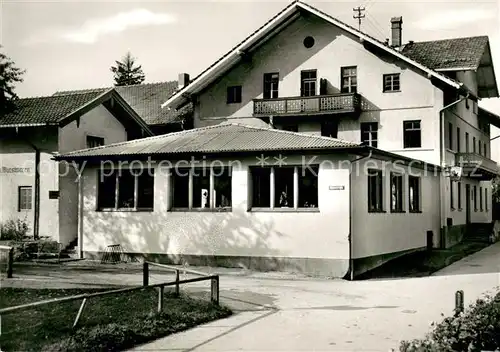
[[465, 184, 471, 224]]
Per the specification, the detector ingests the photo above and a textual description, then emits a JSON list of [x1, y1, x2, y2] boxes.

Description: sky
[[1, 0, 499, 117]]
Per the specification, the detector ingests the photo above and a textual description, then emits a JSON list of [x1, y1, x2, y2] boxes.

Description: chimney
[[384, 38, 389, 46], [178, 73, 190, 89], [390, 17, 403, 47]]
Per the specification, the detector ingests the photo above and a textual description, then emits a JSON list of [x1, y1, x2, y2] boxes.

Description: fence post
[[7, 247, 14, 279], [455, 290, 464, 316], [175, 270, 180, 297], [73, 298, 87, 328], [143, 262, 149, 286], [210, 276, 219, 305], [157, 286, 164, 313]]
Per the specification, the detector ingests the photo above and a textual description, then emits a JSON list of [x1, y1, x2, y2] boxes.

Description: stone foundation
[[84, 251, 350, 278]]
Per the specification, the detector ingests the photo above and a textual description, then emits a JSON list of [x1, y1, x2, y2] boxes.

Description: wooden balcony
[[253, 93, 361, 117], [455, 153, 499, 180]]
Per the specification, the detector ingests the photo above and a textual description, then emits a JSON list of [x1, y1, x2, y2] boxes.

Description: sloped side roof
[[401, 36, 489, 70], [55, 82, 192, 126], [0, 90, 109, 127], [55, 123, 361, 159]]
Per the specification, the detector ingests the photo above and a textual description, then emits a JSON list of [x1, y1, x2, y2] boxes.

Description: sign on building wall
[[0, 167, 32, 174]]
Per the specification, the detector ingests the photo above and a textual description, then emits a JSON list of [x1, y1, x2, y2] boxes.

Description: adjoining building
[[0, 89, 152, 247], [55, 0, 499, 276]]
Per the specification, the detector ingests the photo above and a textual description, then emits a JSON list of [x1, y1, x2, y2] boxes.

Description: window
[[321, 121, 338, 138], [390, 173, 404, 212], [456, 127, 461, 152], [484, 143, 487, 157], [97, 168, 154, 211], [473, 137, 476, 153], [18, 186, 32, 211], [86, 136, 104, 148], [457, 181, 462, 210], [281, 124, 298, 132], [274, 167, 294, 207], [361, 122, 378, 148], [403, 120, 421, 148], [227, 86, 242, 104], [368, 169, 383, 212], [485, 188, 489, 211], [250, 166, 319, 210], [251, 167, 271, 208], [298, 166, 319, 208], [301, 70, 317, 97], [448, 122, 453, 150], [479, 186, 483, 211], [263, 73, 279, 99], [473, 185, 477, 211], [303, 36, 315, 48], [479, 141, 482, 155], [383, 73, 400, 92], [450, 180, 454, 210], [341, 66, 357, 93], [465, 132, 470, 152], [171, 167, 232, 210], [409, 176, 421, 212]]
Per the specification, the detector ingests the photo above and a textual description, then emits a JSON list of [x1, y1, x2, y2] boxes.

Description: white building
[[55, 1, 499, 277]]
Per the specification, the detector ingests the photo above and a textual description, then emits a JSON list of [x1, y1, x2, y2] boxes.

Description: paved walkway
[[2, 243, 500, 351]]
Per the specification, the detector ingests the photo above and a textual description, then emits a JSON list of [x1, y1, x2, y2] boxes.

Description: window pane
[[368, 170, 383, 211], [409, 176, 420, 211], [192, 168, 210, 208], [275, 167, 294, 207], [97, 171, 116, 209], [214, 167, 232, 208], [298, 166, 318, 208], [252, 167, 271, 207], [173, 169, 189, 208], [18, 186, 33, 210], [137, 170, 154, 209], [117, 169, 135, 208], [391, 174, 403, 211]]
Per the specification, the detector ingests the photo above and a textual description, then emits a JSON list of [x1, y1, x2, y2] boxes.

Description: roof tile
[[56, 123, 360, 158]]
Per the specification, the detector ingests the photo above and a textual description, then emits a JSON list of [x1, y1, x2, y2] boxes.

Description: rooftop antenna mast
[[353, 6, 366, 31]]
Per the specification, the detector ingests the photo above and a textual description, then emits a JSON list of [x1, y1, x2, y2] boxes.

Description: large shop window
[[250, 166, 319, 210], [97, 168, 155, 211], [171, 167, 232, 211]]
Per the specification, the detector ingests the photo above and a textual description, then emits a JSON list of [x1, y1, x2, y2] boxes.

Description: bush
[[400, 292, 500, 352], [0, 218, 29, 241]]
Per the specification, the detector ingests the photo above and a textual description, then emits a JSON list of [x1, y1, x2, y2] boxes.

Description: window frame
[[450, 179, 455, 210], [360, 122, 378, 148], [18, 186, 33, 211], [341, 66, 357, 94], [403, 120, 422, 148], [456, 127, 461, 152], [300, 70, 317, 97], [263, 72, 279, 99], [479, 186, 483, 211], [485, 188, 489, 211], [367, 169, 384, 212], [447, 122, 453, 150], [97, 168, 155, 212], [250, 165, 320, 212], [457, 181, 462, 210], [86, 135, 105, 149], [408, 176, 421, 213], [473, 185, 477, 211], [170, 167, 233, 212], [382, 73, 401, 92], [227, 85, 242, 104], [390, 172, 404, 213]]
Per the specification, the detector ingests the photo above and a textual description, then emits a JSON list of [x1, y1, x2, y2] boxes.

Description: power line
[[353, 6, 366, 31], [365, 15, 386, 40]]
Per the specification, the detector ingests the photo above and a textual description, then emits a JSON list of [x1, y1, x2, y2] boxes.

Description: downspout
[[348, 149, 372, 281], [438, 93, 470, 247]]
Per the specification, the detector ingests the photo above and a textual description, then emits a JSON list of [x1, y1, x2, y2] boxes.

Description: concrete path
[[2, 244, 499, 351]]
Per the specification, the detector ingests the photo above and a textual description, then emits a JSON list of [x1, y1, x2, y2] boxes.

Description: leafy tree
[[0, 46, 25, 115], [110, 52, 146, 86]]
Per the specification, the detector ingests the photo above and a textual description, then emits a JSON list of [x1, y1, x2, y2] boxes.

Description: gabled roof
[[54, 123, 361, 159], [479, 106, 500, 129], [0, 89, 153, 135], [162, 0, 470, 110], [402, 36, 489, 71], [54, 82, 193, 126]]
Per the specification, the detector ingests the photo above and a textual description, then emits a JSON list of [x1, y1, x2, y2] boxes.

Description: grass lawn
[[358, 240, 490, 279], [0, 287, 232, 352]]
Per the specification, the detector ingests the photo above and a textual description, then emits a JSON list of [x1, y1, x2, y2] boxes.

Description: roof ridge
[[19, 89, 110, 100], [408, 35, 489, 45]]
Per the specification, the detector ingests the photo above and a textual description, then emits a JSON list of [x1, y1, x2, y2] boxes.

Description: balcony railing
[[455, 153, 499, 176], [253, 93, 361, 117]]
